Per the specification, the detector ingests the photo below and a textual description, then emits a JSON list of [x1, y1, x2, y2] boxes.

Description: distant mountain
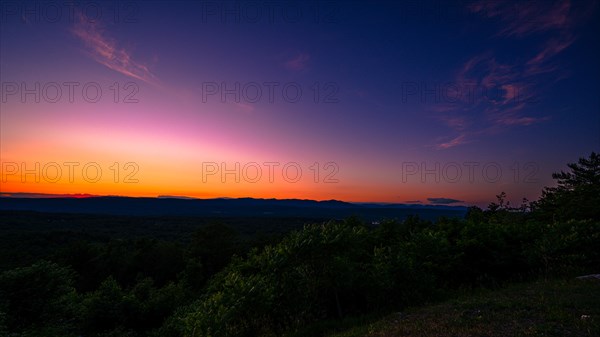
[[0, 196, 467, 221], [157, 195, 196, 199], [353, 202, 467, 210]]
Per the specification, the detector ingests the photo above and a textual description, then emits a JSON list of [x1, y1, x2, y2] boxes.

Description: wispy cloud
[[432, 0, 593, 149], [527, 34, 575, 66], [436, 134, 468, 150], [468, 1, 573, 37], [432, 55, 550, 149], [427, 197, 464, 205], [497, 116, 549, 126], [285, 53, 310, 71], [71, 12, 159, 86]]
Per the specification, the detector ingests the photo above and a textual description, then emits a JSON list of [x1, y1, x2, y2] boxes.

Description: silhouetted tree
[[0, 261, 80, 336], [533, 152, 600, 221], [188, 223, 241, 277]]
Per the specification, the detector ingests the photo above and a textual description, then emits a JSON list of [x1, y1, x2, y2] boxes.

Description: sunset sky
[[1, 0, 599, 206]]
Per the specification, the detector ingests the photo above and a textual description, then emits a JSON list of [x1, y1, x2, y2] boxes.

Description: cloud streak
[[436, 134, 468, 150], [427, 197, 464, 205], [71, 12, 159, 86], [468, 0, 574, 38], [432, 0, 591, 150]]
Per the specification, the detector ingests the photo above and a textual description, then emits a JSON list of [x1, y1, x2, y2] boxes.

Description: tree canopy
[[533, 152, 600, 221]]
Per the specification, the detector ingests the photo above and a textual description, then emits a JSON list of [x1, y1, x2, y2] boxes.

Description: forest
[[1, 152, 599, 337]]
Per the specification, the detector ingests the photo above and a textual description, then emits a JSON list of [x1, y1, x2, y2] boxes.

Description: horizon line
[[0, 192, 472, 207]]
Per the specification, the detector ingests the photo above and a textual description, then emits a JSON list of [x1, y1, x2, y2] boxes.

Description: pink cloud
[[528, 35, 575, 66], [501, 84, 518, 102], [468, 0, 574, 38], [495, 115, 550, 126], [468, 0, 593, 70], [436, 134, 468, 150], [455, 56, 535, 108], [429, 0, 593, 150], [498, 117, 538, 126], [431, 55, 547, 149], [285, 53, 310, 71], [71, 12, 159, 86]]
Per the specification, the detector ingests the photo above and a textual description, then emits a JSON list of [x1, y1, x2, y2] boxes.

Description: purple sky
[[1, 0, 599, 206]]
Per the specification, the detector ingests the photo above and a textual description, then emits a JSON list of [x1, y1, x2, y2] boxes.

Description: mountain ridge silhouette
[[0, 196, 467, 220]]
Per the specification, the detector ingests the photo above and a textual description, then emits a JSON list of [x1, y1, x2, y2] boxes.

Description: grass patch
[[327, 278, 600, 337]]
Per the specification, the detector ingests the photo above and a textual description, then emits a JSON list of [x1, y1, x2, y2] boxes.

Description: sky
[[1, 0, 599, 206]]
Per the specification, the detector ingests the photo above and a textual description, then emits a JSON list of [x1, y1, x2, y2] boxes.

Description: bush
[[0, 260, 81, 336]]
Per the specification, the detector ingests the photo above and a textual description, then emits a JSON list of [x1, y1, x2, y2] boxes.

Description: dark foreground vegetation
[[329, 278, 600, 337], [1, 153, 599, 337]]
